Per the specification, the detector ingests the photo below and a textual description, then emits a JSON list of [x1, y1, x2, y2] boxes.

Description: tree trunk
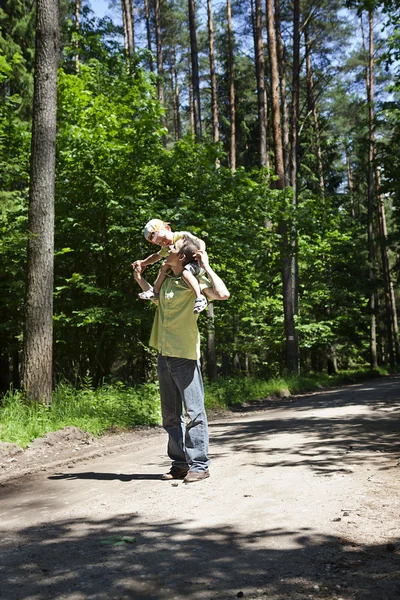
[[189, 64, 195, 135], [122, 0, 134, 61], [144, 0, 153, 72], [275, 0, 289, 179], [227, 0, 236, 170], [172, 51, 181, 141], [304, 23, 324, 197], [254, 0, 268, 167], [207, 303, 218, 382], [366, 11, 378, 368], [345, 145, 356, 218], [376, 167, 400, 363], [74, 0, 80, 73], [23, 0, 59, 403], [155, 0, 164, 106], [207, 0, 219, 143], [266, 0, 298, 374], [188, 0, 202, 137]]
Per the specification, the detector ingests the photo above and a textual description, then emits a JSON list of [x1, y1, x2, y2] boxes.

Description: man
[[133, 235, 229, 483]]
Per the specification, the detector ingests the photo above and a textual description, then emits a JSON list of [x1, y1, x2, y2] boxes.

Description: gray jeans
[[157, 354, 210, 472]]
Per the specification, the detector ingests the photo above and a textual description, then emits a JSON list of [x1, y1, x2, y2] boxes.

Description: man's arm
[[194, 249, 230, 301]]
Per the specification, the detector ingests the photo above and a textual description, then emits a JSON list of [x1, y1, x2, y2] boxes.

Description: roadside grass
[[0, 366, 397, 448]]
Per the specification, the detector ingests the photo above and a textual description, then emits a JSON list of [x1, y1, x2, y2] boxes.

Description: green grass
[[0, 381, 161, 448], [0, 366, 397, 448]]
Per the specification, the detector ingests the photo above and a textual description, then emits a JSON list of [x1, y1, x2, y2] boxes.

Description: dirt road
[[1, 376, 400, 600]]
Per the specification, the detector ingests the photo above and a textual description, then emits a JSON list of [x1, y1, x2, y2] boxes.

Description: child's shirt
[[157, 231, 200, 258]]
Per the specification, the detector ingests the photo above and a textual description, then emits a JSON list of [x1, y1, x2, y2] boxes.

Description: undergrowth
[[0, 366, 396, 448]]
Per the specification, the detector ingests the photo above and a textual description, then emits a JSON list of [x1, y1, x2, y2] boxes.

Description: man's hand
[[194, 249, 209, 270], [132, 259, 145, 274]]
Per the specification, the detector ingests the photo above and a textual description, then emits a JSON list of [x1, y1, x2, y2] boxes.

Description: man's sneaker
[[161, 466, 189, 480], [183, 469, 210, 484]]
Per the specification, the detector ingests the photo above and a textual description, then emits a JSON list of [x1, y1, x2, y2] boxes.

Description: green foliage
[[0, 381, 161, 447]]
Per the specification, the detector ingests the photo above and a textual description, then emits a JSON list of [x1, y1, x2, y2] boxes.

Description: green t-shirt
[[149, 272, 211, 360], [157, 231, 199, 258]]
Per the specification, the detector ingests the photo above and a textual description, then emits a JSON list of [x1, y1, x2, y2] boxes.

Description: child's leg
[[182, 269, 207, 313], [182, 269, 202, 297]]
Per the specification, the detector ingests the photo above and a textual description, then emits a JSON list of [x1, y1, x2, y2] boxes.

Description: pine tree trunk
[[207, 303, 218, 382], [367, 11, 378, 368], [189, 65, 195, 135], [155, 0, 164, 106], [345, 146, 356, 218], [274, 0, 289, 179], [207, 0, 219, 143], [188, 0, 202, 137], [23, 0, 59, 403], [376, 167, 400, 363], [304, 23, 324, 197], [227, 0, 236, 170], [122, 0, 134, 60], [144, 0, 153, 71], [254, 0, 268, 167], [74, 0, 80, 73], [172, 52, 181, 141], [266, 0, 298, 374]]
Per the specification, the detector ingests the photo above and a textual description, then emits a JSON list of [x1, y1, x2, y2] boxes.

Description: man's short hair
[[180, 235, 200, 267]]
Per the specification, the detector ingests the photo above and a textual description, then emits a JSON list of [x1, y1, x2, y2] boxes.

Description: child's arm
[[133, 266, 158, 304], [132, 252, 162, 273]]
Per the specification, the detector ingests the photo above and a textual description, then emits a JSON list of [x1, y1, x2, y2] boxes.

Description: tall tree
[[227, 0, 236, 170], [74, 0, 80, 73], [366, 10, 378, 368], [121, 0, 135, 62], [254, 0, 268, 166], [188, 0, 202, 137], [144, 0, 153, 71], [207, 0, 219, 143], [266, 0, 298, 373], [23, 0, 60, 403]]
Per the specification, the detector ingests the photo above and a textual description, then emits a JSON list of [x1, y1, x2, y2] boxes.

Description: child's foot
[[139, 288, 156, 300], [193, 296, 207, 313]]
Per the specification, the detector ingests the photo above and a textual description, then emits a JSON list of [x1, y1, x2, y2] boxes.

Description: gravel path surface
[[1, 376, 400, 600]]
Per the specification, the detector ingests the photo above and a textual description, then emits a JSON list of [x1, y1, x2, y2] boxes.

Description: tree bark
[[376, 167, 400, 363], [74, 0, 80, 73], [366, 10, 378, 368], [207, 0, 219, 143], [275, 0, 289, 179], [172, 50, 181, 140], [188, 0, 202, 137], [266, 0, 298, 374], [304, 23, 324, 197], [227, 0, 236, 170], [23, 0, 59, 403], [254, 0, 268, 167], [144, 0, 153, 71], [122, 0, 134, 61], [155, 0, 164, 106], [207, 303, 218, 382]]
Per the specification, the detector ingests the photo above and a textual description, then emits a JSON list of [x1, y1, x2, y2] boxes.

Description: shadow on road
[[209, 377, 400, 475], [48, 472, 162, 482], [1, 513, 399, 600]]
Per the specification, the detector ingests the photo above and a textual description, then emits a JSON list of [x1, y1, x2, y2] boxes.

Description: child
[[133, 219, 208, 313]]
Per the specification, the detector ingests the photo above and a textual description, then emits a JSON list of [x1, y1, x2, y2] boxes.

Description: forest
[[1, 0, 400, 405]]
